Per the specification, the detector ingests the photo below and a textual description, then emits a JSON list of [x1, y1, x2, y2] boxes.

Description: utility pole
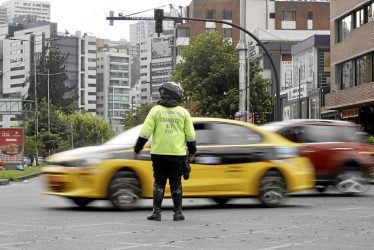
[[236, 0, 246, 122], [32, 34, 39, 166]]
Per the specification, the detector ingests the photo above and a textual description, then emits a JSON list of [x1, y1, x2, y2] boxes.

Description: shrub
[[366, 135, 374, 144]]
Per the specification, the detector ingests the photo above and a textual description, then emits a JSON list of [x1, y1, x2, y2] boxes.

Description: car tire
[[71, 198, 92, 207], [212, 197, 230, 205], [316, 186, 327, 193], [335, 168, 369, 194], [258, 171, 287, 207], [108, 171, 142, 211]]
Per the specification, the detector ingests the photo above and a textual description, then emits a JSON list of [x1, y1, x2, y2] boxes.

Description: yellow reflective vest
[[139, 105, 196, 156]]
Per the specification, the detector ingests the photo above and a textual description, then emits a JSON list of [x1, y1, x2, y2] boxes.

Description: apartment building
[[139, 34, 174, 105], [245, 0, 330, 32], [0, 19, 56, 128], [325, 0, 374, 135], [0, 8, 7, 24], [96, 47, 131, 133], [77, 32, 97, 113], [175, 0, 240, 63], [0, 0, 50, 23], [53, 32, 97, 114]]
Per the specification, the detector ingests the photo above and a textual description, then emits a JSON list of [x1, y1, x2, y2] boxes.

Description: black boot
[[147, 183, 164, 221], [171, 184, 185, 221]]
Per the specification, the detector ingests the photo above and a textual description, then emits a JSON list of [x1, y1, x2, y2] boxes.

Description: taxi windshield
[[105, 125, 143, 146]]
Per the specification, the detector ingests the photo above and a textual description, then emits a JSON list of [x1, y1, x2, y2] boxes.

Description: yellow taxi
[[41, 118, 315, 209]]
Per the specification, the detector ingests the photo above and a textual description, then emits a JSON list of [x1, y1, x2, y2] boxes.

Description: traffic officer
[[134, 81, 196, 221]]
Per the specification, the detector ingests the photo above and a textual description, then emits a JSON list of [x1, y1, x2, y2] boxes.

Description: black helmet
[[159, 82, 184, 102]]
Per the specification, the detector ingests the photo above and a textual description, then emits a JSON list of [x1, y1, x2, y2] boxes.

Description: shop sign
[[340, 108, 358, 119], [288, 84, 308, 101]]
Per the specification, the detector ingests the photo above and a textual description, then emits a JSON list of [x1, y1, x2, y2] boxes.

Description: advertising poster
[[0, 128, 23, 165]]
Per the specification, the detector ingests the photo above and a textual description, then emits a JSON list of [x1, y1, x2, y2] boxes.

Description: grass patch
[[0, 166, 42, 181]]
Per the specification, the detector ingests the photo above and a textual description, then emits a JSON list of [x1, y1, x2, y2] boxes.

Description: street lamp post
[[47, 68, 50, 132], [32, 34, 39, 165]]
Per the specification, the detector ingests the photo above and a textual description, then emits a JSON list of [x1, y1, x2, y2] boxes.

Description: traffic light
[[154, 9, 164, 34]]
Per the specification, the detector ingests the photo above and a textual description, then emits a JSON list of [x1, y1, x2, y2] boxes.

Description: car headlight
[[48, 153, 112, 167]]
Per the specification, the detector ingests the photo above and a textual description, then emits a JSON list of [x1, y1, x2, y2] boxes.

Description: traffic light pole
[[164, 16, 281, 122], [106, 12, 281, 121]]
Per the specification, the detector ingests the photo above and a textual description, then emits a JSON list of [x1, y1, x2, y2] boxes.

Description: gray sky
[[49, 0, 191, 41]]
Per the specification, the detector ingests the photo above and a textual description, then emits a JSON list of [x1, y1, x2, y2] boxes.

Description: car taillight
[[355, 144, 373, 152]]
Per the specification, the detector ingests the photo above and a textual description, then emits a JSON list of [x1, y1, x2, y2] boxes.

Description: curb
[[14, 173, 41, 182], [0, 173, 41, 185], [0, 178, 9, 185]]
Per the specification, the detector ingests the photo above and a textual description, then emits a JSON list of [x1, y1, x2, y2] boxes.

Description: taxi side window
[[280, 126, 304, 143], [194, 123, 216, 145], [214, 123, 262, 145]]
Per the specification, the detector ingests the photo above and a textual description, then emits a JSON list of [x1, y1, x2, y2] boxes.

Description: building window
[[10, 66, 25, 71], [368, 3, 374, 23], [356, 54, 373, 86], [341, 60, 353, 89], [206, 9, 216, 20], [222, 10, 232, 20], [338, 14, 352, 42], [269, 13, 275, 19], [355, 9, 364, 28], [177, 27, 190, 38], [10, 75, 24, 79], [206, 28, 216, 32], [282, 11, 296, 21], [307, 12, 313, 20], [223, 28, 232, 38]]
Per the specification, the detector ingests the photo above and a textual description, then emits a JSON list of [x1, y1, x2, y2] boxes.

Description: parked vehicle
[[41, 118, 315, 210], [261, 119, 374, 194]]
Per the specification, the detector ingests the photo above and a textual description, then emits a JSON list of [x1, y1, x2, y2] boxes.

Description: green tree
[[68, 112, 112, 148], [249, 52, 274, 124], [173, 31, 239, 119], [123, 103, 155, 130], [25, 41, 77, 115], [24, 99, 71, 157]]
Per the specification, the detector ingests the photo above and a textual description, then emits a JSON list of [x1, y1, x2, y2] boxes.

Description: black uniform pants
[[151, 154, 185, 190]]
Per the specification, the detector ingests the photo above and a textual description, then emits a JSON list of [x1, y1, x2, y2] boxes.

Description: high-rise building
[[0, 17, 56, 128], [0, 8, 7, 24], [129, 21, 155, 46], [96, 46, 131, 133], [55, 31, 98, 114], [0, 0, 50, 23], [76, 32, 97, 114], [139, 34, 174, 105]]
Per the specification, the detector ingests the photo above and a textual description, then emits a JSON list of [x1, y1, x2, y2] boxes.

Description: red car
[[261, 119, 374, 194]]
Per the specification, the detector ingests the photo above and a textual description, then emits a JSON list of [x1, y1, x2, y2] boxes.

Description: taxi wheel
[[335, 168, 369, 194], [108, 171, 142, 211], [316, 186, 327, 193], [212, 197, 230, 206], [258, 171, 287, 207], [71, 198, 92, 207]]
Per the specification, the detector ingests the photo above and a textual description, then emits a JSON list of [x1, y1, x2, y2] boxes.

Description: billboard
[[0, 128, 24, 167]]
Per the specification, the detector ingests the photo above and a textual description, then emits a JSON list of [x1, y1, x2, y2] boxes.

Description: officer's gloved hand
[[183, 157, 191, 180]]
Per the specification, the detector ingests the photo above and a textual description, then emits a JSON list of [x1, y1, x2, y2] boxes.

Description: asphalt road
[[1, 177, 374, 250]]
